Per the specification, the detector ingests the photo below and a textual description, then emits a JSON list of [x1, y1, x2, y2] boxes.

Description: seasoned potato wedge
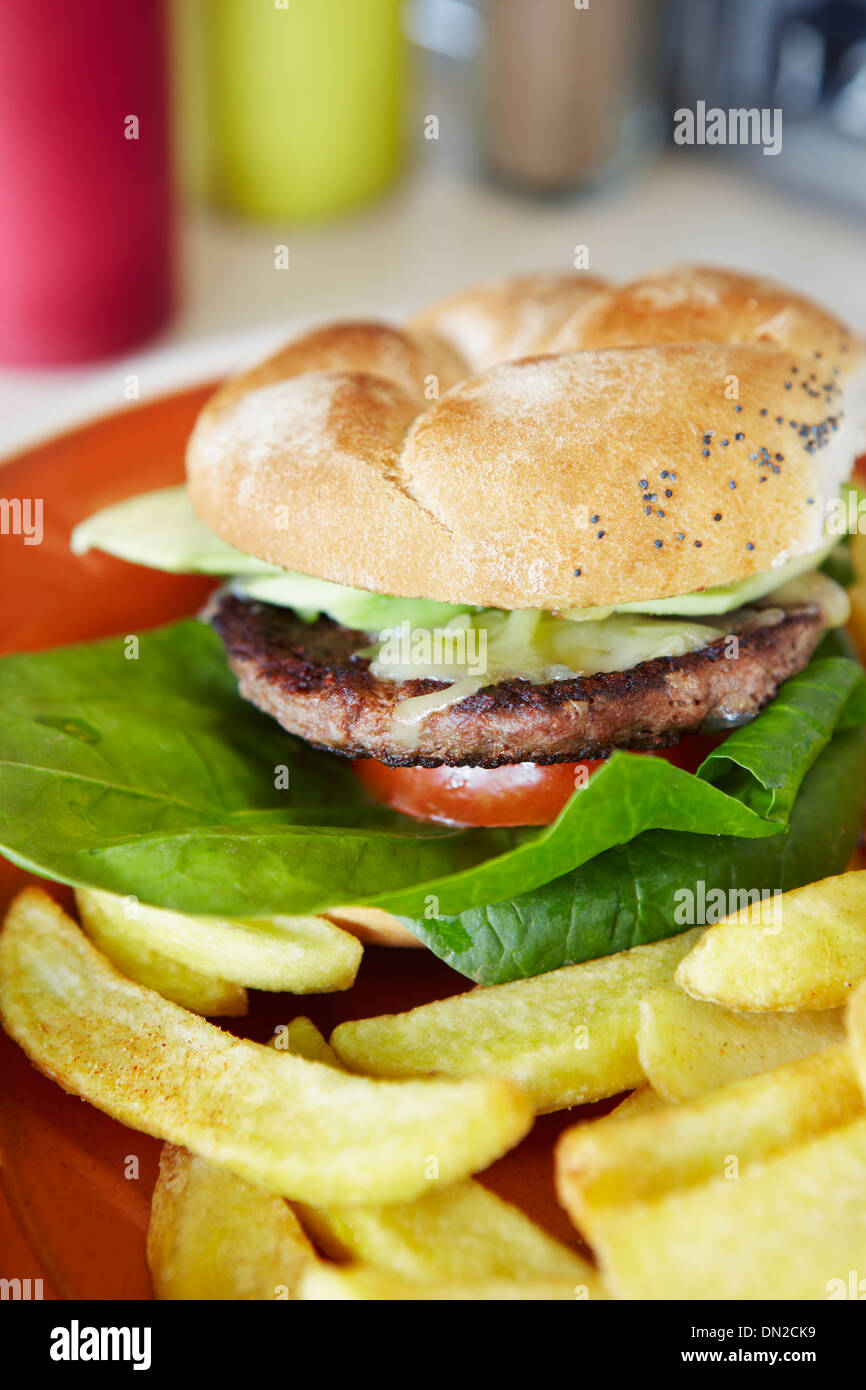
[[76, 890, 246, 1017], [147, 1145, 315, 1299], [332, 931, 702, 1112], [637, 984, 845, 1101], [557, 1044, 861, 1241], [606, 1086, 667, 1121], [285, 1019, 603, 1292], [76, 886, 362, 995], [675, 872, 866, 1012], [0, 889, 532, 1206], [846, 977, 866, 1102], [298, 1183, 603, 1293], [146, 1016, 601, 1299], [277, 1015, 341, 1065], [299, 1266, 588, 1301], [589, 1116, 866, 1300]]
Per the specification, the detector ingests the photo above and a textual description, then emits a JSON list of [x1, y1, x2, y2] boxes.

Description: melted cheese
[[370, 569, 848, 747]]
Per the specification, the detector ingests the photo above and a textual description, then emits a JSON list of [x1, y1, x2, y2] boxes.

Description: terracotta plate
[[0, 386, 607, 1299]]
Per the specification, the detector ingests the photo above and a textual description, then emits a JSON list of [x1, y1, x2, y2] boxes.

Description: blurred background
[[0, 0, 864, 448]]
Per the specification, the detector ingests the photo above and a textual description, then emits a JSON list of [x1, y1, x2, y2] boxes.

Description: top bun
[[187, 267, 866, 612], [408, 270, 610, 373], [550, 265, 861, 360]]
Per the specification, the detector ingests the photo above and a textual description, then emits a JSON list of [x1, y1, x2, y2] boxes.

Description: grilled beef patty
[[206, 592, 827, 768]]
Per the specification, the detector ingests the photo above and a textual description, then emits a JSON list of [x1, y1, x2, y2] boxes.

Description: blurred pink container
[[0, 0, 173, 365]]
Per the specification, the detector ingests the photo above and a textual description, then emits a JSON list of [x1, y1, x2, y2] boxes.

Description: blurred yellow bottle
[[178, 0, 405, 221]]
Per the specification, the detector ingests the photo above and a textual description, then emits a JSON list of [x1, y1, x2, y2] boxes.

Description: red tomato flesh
[[352, 734, 721, 828]]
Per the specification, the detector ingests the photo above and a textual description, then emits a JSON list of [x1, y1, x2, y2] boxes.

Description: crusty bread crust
[[323, 906, 421, 949], [186, 267, 865, 611], [408, 270, 610, 373], [550, 264, 858, 357]]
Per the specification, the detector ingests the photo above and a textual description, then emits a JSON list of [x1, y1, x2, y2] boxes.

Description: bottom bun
[[325, 906, 422, 949]]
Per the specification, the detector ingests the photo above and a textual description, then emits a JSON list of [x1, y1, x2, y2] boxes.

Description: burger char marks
[[206, 593, 827, 768]]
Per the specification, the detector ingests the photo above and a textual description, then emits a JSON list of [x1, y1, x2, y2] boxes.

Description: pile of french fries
[[2, 868, 866, 1300]]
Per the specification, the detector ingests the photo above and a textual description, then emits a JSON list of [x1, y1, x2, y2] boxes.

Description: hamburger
[[69, 265, 866, 980]]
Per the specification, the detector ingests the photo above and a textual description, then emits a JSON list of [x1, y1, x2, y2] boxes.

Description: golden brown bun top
[[408, 271, 610, 373], [551, 264, 859, 359], [187, 266, 865, 611]]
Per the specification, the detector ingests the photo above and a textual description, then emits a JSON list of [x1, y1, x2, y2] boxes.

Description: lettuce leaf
[[71, 486, 471, 630], [73, 483, 843, 623]]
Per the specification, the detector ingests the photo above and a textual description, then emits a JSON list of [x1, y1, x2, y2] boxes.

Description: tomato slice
[[353, 759, 602, 827], [352, 733, 721, 828]]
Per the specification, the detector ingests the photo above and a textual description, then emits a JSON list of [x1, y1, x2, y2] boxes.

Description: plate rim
[[0, 321, 313, 464]]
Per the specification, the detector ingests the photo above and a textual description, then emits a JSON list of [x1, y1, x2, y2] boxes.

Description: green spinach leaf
[[0, 622, 862, 935], [400, 728, 866, 982]]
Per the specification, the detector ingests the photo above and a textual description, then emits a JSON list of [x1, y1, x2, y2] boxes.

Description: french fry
[[331, 930, 702, 1112], [0, 889, 532, 1205], [283, 1019, 605, 1294], [846, 977, 866, 1101], [675, 871, 866, 1011], [590, 1116, 866, 1300], [147, 1145, 315, 1299], [278, 1015, 340, 1065], [76, 892, 247, 1017], [76, 886, 362, 994], [637, 984, 845, 1101], [298, 1265, 587, 1301], [149, 1027, 325, 1299], [556, 1044, 862, 1242], [146, 1017, 598, 1299], [606, 1085, 666, 1121], [297, 1183, 603, 1293]]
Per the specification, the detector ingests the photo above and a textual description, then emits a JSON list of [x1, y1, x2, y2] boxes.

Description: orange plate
[[0, 386, 614, 1299]]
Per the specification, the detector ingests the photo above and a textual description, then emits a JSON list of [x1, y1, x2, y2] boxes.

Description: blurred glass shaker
[[483, 0, 662, 192]]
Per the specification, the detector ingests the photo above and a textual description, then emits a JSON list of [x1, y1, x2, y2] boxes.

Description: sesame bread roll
[[186, 268, 865, 612]]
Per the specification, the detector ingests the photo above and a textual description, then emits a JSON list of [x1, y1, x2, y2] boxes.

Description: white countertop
[[1, 151, 864, 455]]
